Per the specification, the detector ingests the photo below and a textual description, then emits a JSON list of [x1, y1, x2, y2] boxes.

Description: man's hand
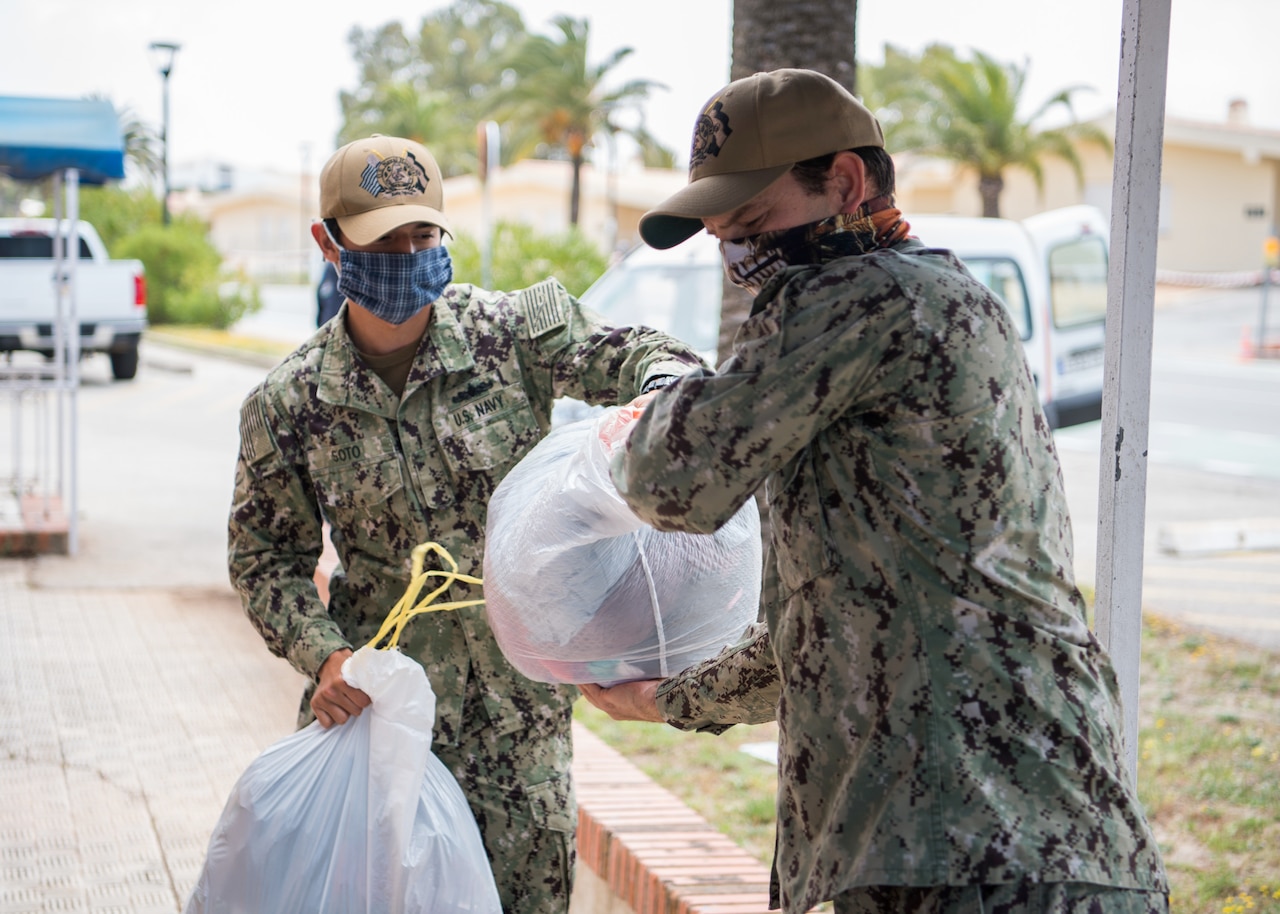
[[578, 680, 664, 722], [597, 392, 659, 457], [310, 648, 371, 728]]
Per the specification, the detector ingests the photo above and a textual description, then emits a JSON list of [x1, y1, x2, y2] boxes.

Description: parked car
[[558, 205, 1108, 430], [0, 218, 148, 380]]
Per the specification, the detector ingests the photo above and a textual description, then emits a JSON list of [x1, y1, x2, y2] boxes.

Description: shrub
[[77, 185, 161, 254], [115, 216, 261, 327], [449, 221, 608, 298]]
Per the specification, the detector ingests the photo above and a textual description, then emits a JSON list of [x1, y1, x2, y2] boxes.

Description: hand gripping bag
[[483, 406, 761, 685], [183, 643, 501, 914]]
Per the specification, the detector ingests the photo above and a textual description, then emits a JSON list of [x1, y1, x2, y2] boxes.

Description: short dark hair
[[791, 146, 896, 199]]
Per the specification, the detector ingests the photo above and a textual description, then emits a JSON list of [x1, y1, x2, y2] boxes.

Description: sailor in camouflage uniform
[[578, 71, 1168, 913], [228, 135, 703, 913]]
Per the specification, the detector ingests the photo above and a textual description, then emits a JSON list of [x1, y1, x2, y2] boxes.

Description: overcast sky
[[2, 0, 1276, 176]]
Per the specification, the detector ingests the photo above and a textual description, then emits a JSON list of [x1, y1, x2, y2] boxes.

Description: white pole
[[1095, 0, 1171, 780], [479, 121, 500, 290], [66, 169, 81, 556], [52, 172, 65, 502]]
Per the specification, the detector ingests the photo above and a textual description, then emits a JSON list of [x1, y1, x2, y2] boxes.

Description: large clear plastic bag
[[483, 406, 761, 685], [184, 646, 501, 914]]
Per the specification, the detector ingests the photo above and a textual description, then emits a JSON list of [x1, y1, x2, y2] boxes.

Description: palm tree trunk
[[718, 0, 859, 365], [978, 174, 1003, 218], [731, 0, 859, 89], [570, 156, 583, 225]]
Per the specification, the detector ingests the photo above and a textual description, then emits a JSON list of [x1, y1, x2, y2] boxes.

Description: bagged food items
[[483, 407, 761, 685], [183, 647, 500, 914]]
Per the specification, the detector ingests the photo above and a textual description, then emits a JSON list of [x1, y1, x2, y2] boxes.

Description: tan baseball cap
[[639, 69, 885, 249], [319, 135, 452, 245]]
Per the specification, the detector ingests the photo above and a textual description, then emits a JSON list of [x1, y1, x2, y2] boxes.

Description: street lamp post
[[149, 41, 180, 225]]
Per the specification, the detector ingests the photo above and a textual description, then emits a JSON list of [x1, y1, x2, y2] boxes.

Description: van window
[[583, 262, 722, 355], [957, 258, 1032, 340], [1048, 235, 1108, 328]]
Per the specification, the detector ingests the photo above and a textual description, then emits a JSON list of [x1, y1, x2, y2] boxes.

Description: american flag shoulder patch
[[520, 279, 569, 339], [238, 390, 276, 465]]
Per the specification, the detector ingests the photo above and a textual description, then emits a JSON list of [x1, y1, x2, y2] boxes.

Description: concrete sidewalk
[[0, 565, 306, 913]]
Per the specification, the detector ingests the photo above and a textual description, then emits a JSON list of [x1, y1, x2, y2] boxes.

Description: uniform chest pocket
[[307, 435, 405, 513], [440, 394, 543, 476]]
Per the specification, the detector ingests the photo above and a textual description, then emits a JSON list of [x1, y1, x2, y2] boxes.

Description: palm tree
[[493, 15, 669, 225], [338, 1, 527, 177], [86, 94, 161, 185], [867, 45, 1111, 218]]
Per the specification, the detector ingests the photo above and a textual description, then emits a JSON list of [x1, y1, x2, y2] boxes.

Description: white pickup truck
[[0, 218, 147, 380]]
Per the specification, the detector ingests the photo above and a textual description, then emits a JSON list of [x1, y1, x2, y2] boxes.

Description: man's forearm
[[656, 622, 780, 734]]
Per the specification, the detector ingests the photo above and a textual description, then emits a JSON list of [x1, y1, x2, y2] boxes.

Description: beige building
[[186, 102, 1280, 282], [174, 168, 317, 283], [895, 99, 1280, 277]]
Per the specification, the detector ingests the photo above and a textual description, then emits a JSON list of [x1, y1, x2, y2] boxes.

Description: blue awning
[[0, 96, 126, 185]]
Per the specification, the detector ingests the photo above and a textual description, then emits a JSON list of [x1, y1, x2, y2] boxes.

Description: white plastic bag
[[184, 646, 501, 914], [483, 407, 761, 685]]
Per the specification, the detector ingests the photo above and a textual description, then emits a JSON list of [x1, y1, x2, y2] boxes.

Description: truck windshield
[[0, 236, 93, 259], [1048, 235, 1108, 328], [583, 262, 722, 356]]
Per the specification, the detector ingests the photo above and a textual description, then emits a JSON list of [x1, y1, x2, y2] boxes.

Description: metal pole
[[52, 172, 65, 499], [161, 69, 171, 225], [66, 169, 81, 555], [1260, 269, 1272, 355], [151, 41, 179, 226], [1258, 234, 1276, 354], [479, 121, 500, 290], [1095, 0, 1171, 780]]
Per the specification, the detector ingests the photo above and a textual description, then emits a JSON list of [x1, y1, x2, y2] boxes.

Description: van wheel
[[110, 346, 139, 381]]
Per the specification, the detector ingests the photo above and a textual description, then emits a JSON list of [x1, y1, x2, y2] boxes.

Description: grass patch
[[573, 703, 780, 864], [575, 611, 1280, 913]]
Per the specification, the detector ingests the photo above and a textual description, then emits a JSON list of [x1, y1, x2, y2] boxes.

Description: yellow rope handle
[[366, 542, 485, 651]]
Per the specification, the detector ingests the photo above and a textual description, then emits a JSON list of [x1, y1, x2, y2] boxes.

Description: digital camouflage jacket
[[228, 278, 703, 745], [612, 239, 1168, 912]]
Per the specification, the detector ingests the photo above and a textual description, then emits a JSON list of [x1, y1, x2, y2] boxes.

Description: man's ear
[[311, 221, 339, 263], [831, 152, 869, 214]]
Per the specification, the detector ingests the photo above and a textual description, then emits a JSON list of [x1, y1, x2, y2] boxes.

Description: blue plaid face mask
[[334, 243, 453, 325]]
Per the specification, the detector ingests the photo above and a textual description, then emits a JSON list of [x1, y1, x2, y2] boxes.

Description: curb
[[143, 329, 291, 370]]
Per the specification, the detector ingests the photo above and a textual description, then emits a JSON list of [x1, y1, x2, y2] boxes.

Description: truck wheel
[[110, 346, 140, 381]]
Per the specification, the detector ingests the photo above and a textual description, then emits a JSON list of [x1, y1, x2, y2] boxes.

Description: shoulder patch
[[519, 279, 570, 339], [238, 388, 277, 465]]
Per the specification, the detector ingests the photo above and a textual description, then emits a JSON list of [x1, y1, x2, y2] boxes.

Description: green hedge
[[449, 221, 608, 298], [116, 217, 260, 328]]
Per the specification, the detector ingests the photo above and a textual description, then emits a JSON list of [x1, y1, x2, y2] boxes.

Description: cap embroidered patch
[[690, 100, 732, 169], [359, 150, 430, 200]]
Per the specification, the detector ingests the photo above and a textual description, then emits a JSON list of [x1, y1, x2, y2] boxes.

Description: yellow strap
[[366, 542, 485, 651]]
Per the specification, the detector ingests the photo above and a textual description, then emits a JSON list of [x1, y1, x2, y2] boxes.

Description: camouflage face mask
[[719, 196, 908, 297]]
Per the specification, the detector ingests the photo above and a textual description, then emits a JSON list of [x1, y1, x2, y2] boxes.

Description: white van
[[911, 205, 1108, 429], [571, 205, 1108, 430]]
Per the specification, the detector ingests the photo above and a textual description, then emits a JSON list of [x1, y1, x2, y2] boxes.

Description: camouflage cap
[[319, 135, 453, 244], [639, 69, 885, 250]]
